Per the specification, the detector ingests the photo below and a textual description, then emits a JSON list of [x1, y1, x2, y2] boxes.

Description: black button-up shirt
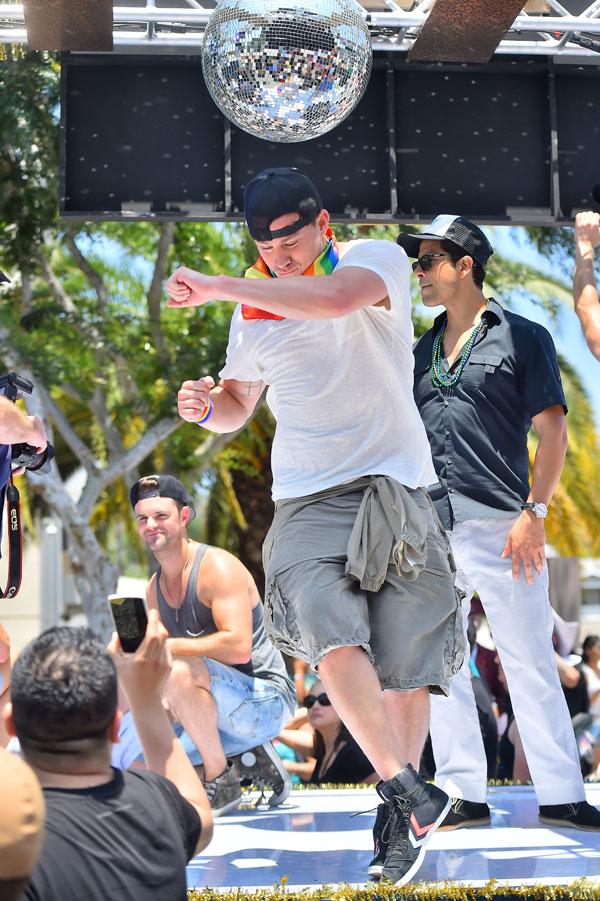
[[413, 298, 567, 530]]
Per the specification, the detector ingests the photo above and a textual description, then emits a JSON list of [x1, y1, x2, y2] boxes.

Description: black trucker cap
[[244, 167, 323, 242], [397, 215, 494, 267], [0, 270, 10, 284], [130, 474, 196, 521]]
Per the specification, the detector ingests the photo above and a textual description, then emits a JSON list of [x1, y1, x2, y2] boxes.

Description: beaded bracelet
[[196, 400, 213, 425]]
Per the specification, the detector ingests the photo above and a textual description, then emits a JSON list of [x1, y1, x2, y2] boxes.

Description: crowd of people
[[1, 178, 600, 897]]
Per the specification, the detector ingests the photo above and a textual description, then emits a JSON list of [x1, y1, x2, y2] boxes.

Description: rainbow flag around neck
[[241, 228, 340, 321]]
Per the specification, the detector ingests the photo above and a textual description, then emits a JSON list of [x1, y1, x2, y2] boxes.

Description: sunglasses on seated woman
[[304, 692, 331, 709]]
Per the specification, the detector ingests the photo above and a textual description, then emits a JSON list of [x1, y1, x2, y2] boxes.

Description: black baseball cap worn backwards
[[244, 167, 323, 242], [130, 474, 196, 521], [397, 215, 494, 267]]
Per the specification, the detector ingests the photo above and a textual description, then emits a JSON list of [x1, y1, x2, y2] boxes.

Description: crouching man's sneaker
[[368, 803, 392, 878], [539, 801, 600, 831], [203, 761, 242, 817], [376, 764, 451, 887], [438, 798, 491, 831], [231, 742, 291, 807]]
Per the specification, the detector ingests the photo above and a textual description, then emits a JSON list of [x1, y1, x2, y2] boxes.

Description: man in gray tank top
[[119, 474, 295, 816]]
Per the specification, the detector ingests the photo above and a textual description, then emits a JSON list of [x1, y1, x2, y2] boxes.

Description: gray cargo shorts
[[263, 484, 464, 696]]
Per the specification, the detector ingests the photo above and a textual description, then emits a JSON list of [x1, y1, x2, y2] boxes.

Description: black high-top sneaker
[[377, 764, 451, 886], [231, 742, 291, 807], [203, 761, 243, 817], [367, 801, 392, 878]]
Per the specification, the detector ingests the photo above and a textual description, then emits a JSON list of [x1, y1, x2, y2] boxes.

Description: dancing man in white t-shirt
[[166, 168, 463, 886]]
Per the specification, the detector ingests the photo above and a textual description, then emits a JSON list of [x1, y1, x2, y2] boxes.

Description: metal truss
[[1, 0, 600, 58]]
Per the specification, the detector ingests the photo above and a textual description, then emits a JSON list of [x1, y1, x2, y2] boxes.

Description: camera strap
[[0, 474, 22, 599]]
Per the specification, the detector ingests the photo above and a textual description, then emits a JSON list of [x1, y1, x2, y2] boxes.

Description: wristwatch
[[520, 502, 548, 519]]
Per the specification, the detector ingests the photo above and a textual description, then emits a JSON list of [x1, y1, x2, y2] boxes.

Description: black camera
[[0, 372, 54, 475]]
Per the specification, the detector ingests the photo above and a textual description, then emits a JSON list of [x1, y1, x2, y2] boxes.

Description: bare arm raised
[[165, 263, 388, 321], [573, 211, 600, 361], [108, 609, 213, 853]]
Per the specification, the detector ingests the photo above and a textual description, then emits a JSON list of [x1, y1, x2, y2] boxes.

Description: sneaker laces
[[204, 781, 218, 802], [387, 796, 411, 854]]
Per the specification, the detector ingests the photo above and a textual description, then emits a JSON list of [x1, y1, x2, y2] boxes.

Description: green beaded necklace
[[431, 314, 483, 391]]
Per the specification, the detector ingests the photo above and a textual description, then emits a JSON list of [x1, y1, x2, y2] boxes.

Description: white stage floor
[[187, 784, 600, 892]]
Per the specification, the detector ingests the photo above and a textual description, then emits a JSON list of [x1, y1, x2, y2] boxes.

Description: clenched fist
[[178, 377, 215, 423], [575, 211, 600, 252], [165, 267, 218, 308]]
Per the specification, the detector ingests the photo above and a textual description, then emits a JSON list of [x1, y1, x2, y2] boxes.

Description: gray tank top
[[157, 544, 294, 707]]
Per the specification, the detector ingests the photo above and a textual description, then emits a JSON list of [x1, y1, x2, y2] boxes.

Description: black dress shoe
[[438, 798, 491, 831], [539, 801, 600, 831]]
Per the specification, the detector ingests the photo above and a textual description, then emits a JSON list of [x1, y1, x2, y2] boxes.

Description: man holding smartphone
[[126, 473, 296, 816], [3, 610, 212, 901]]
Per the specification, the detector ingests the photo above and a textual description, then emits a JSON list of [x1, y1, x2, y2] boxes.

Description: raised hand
[[575, 211, 600, 252], [165, 267, 218, 308], [177, 377, 215, 423], [108, 608, 172, 706]]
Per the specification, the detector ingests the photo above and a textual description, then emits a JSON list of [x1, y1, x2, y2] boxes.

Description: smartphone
[[109, 596, 148, 653]]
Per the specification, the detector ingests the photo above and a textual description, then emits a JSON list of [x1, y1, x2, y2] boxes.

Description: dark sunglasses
[[304, 692, 331, 709], [411, 252, 451, 273]]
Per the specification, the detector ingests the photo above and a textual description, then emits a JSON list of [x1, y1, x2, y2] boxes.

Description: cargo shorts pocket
[[264, 575, 305, 661], [445, 585, 466, 676]]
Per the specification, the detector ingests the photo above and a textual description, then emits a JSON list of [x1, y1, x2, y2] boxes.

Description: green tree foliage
[[0, 53, 253, 635]]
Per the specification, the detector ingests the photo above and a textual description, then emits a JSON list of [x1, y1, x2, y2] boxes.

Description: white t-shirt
[[219, 239, 437, 501]]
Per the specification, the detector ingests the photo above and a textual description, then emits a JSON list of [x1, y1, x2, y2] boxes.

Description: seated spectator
[[469, 598, 508, 717], [553, 621, 589, 721], [2, 609, 212, 901], [126, 474, 295, 815], [581, 635, 600, 757], [290, 657, 311, 706], [0, 749, 45, 901], [278, 680, 377, 785]]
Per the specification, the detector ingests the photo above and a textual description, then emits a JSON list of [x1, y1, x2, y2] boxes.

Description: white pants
[[429, 516, 585, 807]]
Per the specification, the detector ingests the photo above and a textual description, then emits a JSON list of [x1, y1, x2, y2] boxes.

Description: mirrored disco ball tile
[[201, 0, 372, 143]]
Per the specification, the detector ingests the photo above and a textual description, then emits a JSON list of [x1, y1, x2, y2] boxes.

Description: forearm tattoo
[[242, 381, 263, 396]]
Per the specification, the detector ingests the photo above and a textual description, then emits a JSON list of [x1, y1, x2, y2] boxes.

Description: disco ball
[[201, 0, 373, 143]]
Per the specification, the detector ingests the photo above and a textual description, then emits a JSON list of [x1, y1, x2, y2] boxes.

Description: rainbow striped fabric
[[241, 228, 340, 321]]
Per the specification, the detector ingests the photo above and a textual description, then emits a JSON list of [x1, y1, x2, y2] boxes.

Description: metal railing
[[1, 0, 600, 57]]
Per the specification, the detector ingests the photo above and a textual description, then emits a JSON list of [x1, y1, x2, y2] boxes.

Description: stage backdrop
[[60, 53, 600, 225]]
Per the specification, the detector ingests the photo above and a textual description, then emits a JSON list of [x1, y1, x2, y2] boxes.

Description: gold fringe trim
[[189, 878, 600, 900]]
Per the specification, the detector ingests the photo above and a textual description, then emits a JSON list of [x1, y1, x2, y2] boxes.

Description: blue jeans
[[113, 658, 293, 770]]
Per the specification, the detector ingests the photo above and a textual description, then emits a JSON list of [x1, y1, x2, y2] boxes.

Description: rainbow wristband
[[196, 400, 213, 425]]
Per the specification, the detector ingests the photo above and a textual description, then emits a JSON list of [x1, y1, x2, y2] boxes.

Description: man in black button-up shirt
[[398, 215, 600, 833], [414, 296, 566, 533]]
